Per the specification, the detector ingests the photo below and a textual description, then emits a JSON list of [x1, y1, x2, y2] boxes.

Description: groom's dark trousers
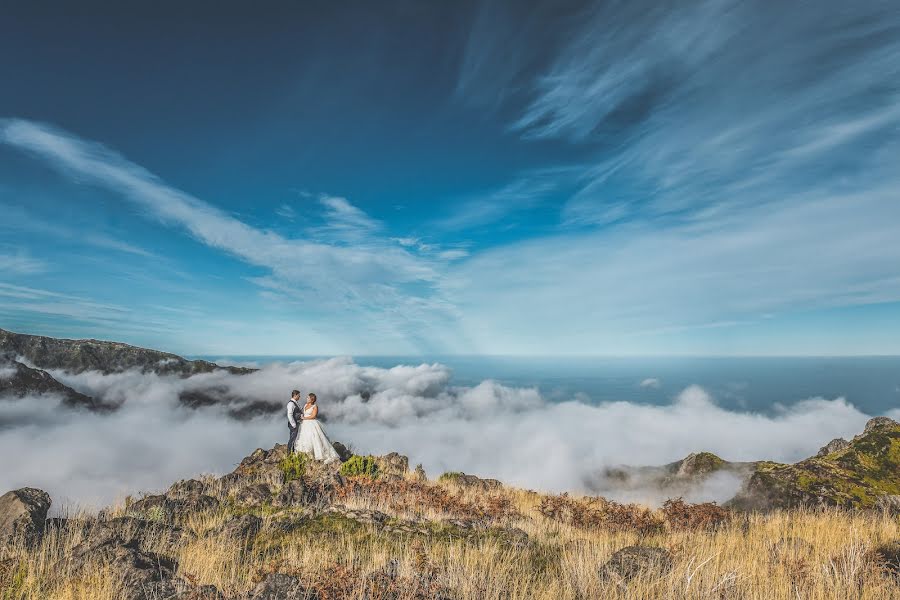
[[288, 425, 299, 454]]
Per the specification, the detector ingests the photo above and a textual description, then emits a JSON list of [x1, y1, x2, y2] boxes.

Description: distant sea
[[197, 355, 900, 417]]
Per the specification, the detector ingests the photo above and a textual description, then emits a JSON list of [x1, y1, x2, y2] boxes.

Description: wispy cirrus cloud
[[500, 0, 900, 224], [0, 250, 46, 275], [0, 119, 455, 349]]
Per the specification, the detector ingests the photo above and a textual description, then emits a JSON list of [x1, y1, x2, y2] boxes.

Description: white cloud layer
[[0, 358, 887, 510]]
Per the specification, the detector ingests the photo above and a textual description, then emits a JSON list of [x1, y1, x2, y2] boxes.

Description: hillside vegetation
[[2, 427, 900, 600]]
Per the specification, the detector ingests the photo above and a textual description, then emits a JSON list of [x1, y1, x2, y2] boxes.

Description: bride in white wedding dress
[[293, 393, 341, 463]]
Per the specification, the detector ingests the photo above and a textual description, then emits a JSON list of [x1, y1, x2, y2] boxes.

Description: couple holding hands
[[286, 390, 340, 463]]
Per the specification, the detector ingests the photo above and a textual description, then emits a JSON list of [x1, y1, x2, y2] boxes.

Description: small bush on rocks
[[340, 455, 380, 479], [279, 452, 308, 482]]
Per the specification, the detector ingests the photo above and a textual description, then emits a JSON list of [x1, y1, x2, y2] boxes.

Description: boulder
[[212, 514, 262, 541], [244, 573, 314, 600], [414, 464, 427, 482], [126, 494, 176, 522], [599, 546, 673, 585], [234, 483, 273, 507], [0, 487, 51, 545], [375, 452, 409, 478], [332, 441, 353, 462], [817, 438, 850, 457], [167, 478, 208, 499], [272, 480, 306, 508], [330, 507, 389, 526], [63, 536, 178, 600]]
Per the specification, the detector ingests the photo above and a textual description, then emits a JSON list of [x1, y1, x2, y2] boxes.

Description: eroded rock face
[[599, 546, 673, 585], [864, 416, 900, 434], [0, 487, 51, 546], [817, 438, 850, 457]]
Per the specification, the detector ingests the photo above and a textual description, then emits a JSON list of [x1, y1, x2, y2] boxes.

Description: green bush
[[280, 452, 308, 482], [339, 455, 379, 479], [438, 471, 464, 482]]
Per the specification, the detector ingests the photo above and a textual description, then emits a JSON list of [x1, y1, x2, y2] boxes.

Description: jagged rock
[[63, 536, 178, 600], [230, 448, 286, 486], [234, 483, 273, 507], [375, 452, 409, 478], [244, 573, 314, 600], [332, 441, 352, 462], [212, 514, 262, 541], [414, 464, 427, 482], [599, 546, 673, 585], [440, 472, 502, 492], [0, 327, 253, 376], [167, 478, 208, 499], [817, 438, 850, 457], [864, 416, 900, 434], [127, 494, 177, 521], [272, 480, 306, 508], [0, 487, 51, 545]]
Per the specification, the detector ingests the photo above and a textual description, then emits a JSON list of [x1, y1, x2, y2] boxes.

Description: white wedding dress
[[294, 405, 341, 463]]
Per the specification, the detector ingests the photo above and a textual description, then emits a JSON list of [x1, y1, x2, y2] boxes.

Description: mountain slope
[[0, 328, 253, 376], [729, 417, 900, 510]]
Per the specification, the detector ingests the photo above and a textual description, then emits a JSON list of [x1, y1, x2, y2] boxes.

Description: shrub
[[538, 493, 663, 534], [280, 452, 308, 482], [661, 497, 731, 530], [340, 455, 379, 479], [438, 472, 464, 482]]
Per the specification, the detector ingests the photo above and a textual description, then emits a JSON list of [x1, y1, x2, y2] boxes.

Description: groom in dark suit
[[286, 389, 302, 453]]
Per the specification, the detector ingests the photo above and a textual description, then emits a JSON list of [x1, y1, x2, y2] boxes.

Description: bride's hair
[[307, 392, 317, 404]]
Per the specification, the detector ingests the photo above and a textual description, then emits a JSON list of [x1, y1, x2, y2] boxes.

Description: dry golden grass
[[1, 477, 898, 599]]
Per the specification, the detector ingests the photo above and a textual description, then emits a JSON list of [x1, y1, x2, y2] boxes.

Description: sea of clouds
[[1, 357, 896, 511]]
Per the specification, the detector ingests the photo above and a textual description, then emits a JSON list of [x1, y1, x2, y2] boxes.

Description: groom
[[286, 389, 302, 453]]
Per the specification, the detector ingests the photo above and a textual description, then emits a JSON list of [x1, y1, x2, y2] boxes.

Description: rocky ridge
[[0, 327, 253, 377]]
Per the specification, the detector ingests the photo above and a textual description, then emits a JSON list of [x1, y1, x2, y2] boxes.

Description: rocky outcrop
[[817, 438, 850, 457], [0, 487, 51, 545], [439, 471, 503, 491], [0, 360, 109, 411], [0, 327, 253, 376], [62, 536, 178, 600], [730, 417, 900, 510]]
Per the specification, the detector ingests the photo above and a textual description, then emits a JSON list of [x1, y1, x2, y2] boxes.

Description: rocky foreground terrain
[[1, 419, 900, 599]]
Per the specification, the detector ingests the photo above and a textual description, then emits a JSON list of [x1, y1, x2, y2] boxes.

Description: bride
[[294, 392, 341, 463]]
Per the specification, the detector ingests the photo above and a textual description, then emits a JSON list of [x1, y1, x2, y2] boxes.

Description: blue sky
[[1, 0, 899, 356]]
